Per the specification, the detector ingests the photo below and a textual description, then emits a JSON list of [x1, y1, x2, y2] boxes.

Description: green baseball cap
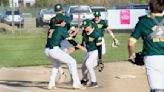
[[54, 3, 63, 12], [94, 11, 101, 17], [81, 19, 92, 27]]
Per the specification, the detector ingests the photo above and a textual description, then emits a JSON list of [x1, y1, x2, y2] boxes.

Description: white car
[[91, 6, 108, 23], [0, 9, 24, 28], [36, 8, 56, 27], [65, 5, 94, 26]]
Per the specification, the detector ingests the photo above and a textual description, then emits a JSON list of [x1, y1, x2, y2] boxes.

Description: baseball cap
[[54, 3, 63, 12], [94, 11, 101, 17], [81, 19, 92, 27]]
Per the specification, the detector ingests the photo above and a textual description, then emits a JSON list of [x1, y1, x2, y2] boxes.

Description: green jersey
[[92, 19, 108, 37], [49, 14, 71, 30], [82, 29, 102, 52], [46, 26, 70, 49], [131, 15, 164, 56]]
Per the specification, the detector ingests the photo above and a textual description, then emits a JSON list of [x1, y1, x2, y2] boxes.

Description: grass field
[[0, 29, 143, 67]]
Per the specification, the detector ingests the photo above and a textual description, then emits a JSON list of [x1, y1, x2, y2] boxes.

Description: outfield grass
[[0, 30, 143, 67]]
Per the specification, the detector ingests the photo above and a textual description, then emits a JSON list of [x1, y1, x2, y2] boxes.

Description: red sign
[[120, 10, 130, 24]]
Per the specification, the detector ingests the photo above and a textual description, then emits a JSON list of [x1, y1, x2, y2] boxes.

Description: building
[[9, 0, 35, 7]]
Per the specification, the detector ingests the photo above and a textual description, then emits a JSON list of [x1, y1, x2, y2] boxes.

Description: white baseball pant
[[144, 55, 164, 90], [82, 50, 98, 82], [45, 48, 65, 76], [45, 47, 81, 86], [60, 40, 72, 74], [102, 37, 106, 55]]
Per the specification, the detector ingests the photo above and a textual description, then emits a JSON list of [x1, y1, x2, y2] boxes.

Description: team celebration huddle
[[44, 3, 119, 90], [44, 0, 164, 92]]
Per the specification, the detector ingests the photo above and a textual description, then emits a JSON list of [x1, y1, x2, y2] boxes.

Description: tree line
[[0, 0, 149, 7]]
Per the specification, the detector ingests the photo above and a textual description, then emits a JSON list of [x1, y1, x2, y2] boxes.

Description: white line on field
[[0, 84, 31, 92], [0, 68, 46, 74]]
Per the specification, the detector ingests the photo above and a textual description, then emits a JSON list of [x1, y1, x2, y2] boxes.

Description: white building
[[9, 0, 35, 7]]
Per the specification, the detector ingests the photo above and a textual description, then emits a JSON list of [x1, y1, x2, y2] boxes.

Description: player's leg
[[85, 50, 98, 88], [49, 47, 85, 89], [46, 51, 66, 81], [60, 40, 73, 81], [144, 56, 164, 91], [48, 59, 61, 89], [81, 53, 89, 85], [45, 48, 58, 89], [102, 37, 106, 55]]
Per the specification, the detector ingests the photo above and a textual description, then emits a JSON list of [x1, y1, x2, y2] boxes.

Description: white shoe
[[47, 84, 56, 90], [73, 84, 86, 89]]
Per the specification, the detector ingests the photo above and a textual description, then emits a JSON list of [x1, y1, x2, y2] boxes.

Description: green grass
[[0, 30, 143, 67]]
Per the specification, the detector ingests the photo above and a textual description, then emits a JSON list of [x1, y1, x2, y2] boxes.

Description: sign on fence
[[107, 9, 146, 30]]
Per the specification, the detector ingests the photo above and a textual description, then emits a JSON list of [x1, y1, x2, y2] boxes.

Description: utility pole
[[11, 0, 15, 33], [1, 0, 4, 7]]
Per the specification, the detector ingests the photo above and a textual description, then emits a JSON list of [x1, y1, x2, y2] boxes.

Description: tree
[[0, 0, 9, 7], [35, 0, 49, 7]]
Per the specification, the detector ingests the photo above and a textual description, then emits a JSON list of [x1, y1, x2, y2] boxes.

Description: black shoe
[[88, 82, 99, 88], [81, 79, 88, 85]]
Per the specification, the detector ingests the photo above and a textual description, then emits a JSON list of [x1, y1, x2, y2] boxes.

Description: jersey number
[[48, 30, 54, 38]]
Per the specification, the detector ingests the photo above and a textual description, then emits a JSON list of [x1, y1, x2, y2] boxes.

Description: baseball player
[[49, 3, 75, 81], [45, 14, 86, 89], [92, 11, 119, 55], [50, 3, 76, 51], [128, 0, 164, 92], [80, 19, 102, 88]]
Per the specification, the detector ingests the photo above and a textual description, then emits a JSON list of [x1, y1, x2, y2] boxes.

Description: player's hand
[[80, 46, 87, 53], [128, 53, 136, 64], [112, 38, 119, 48], [69, 26, 78, 38], [97, 59, 104, 72], [66, 47, 75, 54], [76, 44, 87, 53]]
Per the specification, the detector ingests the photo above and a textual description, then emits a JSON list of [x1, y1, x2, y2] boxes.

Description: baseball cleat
[[73, 84, 86, 89], [81, 79, 88, 86], [88, 82, 99, 88]]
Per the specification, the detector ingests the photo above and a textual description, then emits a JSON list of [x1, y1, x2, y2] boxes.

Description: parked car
[[0, 9, 24, 28], [36, 8, 56, 27], [64, 5, 94, 26], [91, 6, 108, 23]]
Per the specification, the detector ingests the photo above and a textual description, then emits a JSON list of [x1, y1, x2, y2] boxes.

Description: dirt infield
[[0, 62, 149, 92]]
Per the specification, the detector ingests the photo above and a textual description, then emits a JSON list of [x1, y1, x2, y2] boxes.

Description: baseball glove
[[128, 52, 144, 66], [68, 26, 78, 38], [97, 59, 104, 72], [112, 38, 119, 48]]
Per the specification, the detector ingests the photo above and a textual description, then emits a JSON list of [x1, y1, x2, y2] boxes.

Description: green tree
[[0, 0, 9, 6], [36, 0, 49, 7]]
